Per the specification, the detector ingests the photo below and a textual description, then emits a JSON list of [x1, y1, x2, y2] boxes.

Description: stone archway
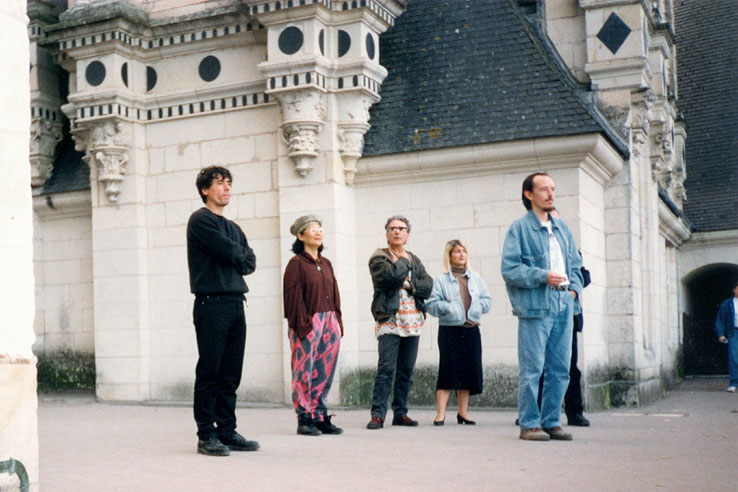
[[682, 263, 738, 375]]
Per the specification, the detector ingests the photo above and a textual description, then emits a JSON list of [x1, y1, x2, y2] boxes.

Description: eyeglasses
[[387, 226, 408, 232]]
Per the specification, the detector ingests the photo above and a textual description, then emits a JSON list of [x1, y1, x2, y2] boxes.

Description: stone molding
[[32, 190, 92, 219], [658, 200, 690, 247], [356, 133, 624, 186]]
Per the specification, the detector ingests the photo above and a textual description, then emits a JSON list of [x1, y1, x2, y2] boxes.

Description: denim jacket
[[426, 270, 492, 326], [501, 210, 583, 318], [715, 297, 737, 339]]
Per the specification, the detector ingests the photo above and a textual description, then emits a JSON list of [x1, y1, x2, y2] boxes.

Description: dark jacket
[[715, 297, 737, 339], [368, 248, 433, 323]]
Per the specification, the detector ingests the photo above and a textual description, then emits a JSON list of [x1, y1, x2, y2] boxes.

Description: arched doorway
[[683, 263, 738, 375]]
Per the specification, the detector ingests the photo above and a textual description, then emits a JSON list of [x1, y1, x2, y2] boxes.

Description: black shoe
[[457, 413, 476, 425], [314, 415, 343, 435], [218, 432, 260, 452], [366, 416, 384, 429], [197, 437, 230, 456], [391, 415, 419, 427], [297, 416, 322, 436], [567, 414, 590, 427], [433, 419, 445, 426]]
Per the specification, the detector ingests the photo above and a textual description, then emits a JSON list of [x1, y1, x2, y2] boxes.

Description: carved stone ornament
[[282, 121, 322, 176], [338, 121, 370, 185], [68, 116, 130, 203], [29, 117, 63, 187], [275, 90, 326, 177], [89, 120, 129, 202]]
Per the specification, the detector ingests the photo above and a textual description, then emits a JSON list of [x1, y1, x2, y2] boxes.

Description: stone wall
[[32, 191, 94, 356]]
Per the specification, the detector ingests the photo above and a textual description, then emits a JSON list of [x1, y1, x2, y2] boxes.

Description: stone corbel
[[336, 94, 376, 185], [63, 103, 130, 203], [88, 120, 129, 203], [29, 117, 63, 187], [274, 89, 326, 177], [338, 122, 371, 185]]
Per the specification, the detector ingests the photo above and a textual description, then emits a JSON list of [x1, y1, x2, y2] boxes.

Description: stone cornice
[[681, 230, 738, 251], [32, 190, 92, 218], [658, 200, 690, 247], [355, 133, 624, 186]]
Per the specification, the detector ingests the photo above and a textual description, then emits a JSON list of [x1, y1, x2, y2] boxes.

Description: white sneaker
[[727, 386, 737, 393]]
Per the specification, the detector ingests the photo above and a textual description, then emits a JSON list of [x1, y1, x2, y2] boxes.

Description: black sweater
[[187, 207, 256, 295]]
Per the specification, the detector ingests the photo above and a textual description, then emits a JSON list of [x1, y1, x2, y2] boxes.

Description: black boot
[[313, 415, 343, 435], [297, 416, 321, 436]]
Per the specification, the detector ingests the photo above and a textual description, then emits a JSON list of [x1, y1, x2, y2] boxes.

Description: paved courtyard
[[38, 378, 737, 492]]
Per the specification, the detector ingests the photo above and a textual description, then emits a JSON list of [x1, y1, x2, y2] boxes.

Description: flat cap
[[289, 214, 322, 236]]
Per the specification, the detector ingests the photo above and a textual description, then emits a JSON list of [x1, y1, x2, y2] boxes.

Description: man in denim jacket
[[501, 172, 583, 441]]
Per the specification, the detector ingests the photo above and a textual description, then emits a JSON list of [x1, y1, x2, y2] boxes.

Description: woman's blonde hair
[[443, 239, 470, 273]]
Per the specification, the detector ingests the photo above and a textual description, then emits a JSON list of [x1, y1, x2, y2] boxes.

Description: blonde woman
[[427, 240, 492, 425]]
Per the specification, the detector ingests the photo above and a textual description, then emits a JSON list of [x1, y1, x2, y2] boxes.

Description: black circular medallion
[[85, 61, 106, 86], [278, 26, 303, 55], [146, 66, 157, 91], [366, 33, 375, 60], [338, 30, 351, 57], [198, 55, 221, 82]]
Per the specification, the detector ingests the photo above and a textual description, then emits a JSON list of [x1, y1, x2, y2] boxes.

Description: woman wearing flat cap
[[283, 215, 344, 436]]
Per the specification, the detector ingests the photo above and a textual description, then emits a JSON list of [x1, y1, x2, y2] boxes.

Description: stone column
[[0, 1, 39, 491], [254, 0, 405, 404]]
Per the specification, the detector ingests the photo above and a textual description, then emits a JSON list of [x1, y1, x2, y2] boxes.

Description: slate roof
[[674, 0, 738, 232], [363, 0, 627, 157]]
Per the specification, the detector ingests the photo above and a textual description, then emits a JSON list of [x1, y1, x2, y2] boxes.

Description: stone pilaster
[[0, 1, 39, 490], [255, 0, 401, 183]]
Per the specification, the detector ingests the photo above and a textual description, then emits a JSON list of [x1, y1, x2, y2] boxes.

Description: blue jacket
[[501, 210, 583, 318], [714, 297, 737, 339], [426, 270, 492, 326]]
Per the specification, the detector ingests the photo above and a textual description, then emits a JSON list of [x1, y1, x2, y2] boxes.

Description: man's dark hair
[[291, 238, 324, 255], [196, 166, 232, 204], [521, 172, 549, 210]]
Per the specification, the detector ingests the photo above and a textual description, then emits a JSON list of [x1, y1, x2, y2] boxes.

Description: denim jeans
[[193, 296, 246, 439], [517, 290, 574, 430], [370, 334, 420, 420], [728, 329, 738, 386]]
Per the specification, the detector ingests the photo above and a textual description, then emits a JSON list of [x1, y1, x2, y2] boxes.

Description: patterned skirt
[[288, 311, 341, 421]]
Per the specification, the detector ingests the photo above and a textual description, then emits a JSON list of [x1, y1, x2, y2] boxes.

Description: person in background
[[366, 215, 433, 430], [283, 215, 344, 435], [427, 239, 492, 426], [714, 281, 738, 393]]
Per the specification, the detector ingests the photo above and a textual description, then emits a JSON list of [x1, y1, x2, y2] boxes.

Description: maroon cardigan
[[283, 252, 343, 339]]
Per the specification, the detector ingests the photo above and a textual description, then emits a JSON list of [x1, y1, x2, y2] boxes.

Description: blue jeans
[[728, 329, 738, 386], [517, 290, 574, 430], [370, 334, 420, 420]]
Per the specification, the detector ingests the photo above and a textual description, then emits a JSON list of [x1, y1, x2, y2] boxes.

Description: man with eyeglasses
[[366, 215, 433, 429], [501, 173, 583, 442]]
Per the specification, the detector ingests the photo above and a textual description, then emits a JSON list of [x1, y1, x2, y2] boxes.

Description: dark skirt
[[436, 325, 483, 395]]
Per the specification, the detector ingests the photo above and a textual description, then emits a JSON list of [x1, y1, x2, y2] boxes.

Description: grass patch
[[36, 350, 95, 391]]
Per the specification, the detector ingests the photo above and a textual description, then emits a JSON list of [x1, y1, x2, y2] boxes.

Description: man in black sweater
[[187, 165, 258, 456]]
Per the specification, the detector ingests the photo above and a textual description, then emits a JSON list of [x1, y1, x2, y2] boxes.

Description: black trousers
[[538, 313, 584, 417], [193, 296, 246, 439]]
